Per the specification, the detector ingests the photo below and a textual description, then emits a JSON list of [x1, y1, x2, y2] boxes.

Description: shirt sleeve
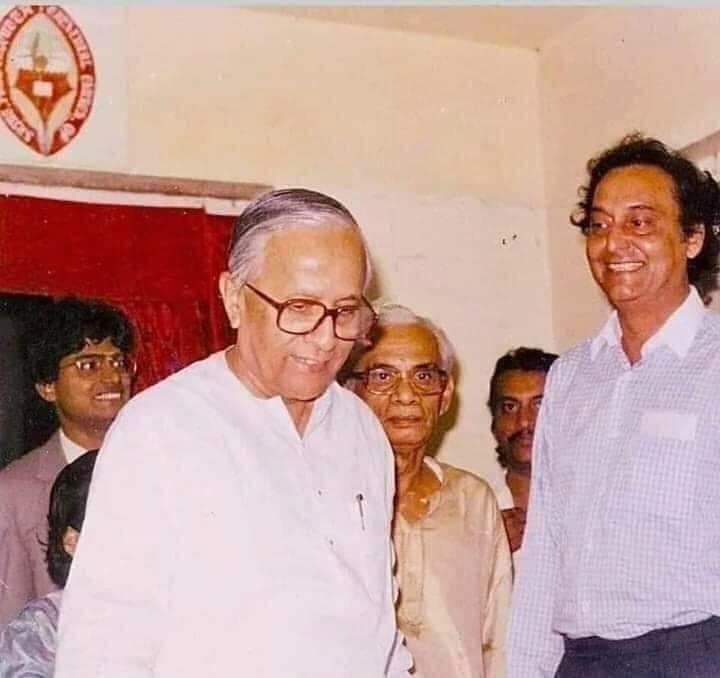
[[482, 493, 513, 678], [506, 368, 565, 677], [54, 404, 174, 678]]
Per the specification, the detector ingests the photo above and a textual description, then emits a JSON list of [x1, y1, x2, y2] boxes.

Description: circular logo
[[0, 5, 96, 156]]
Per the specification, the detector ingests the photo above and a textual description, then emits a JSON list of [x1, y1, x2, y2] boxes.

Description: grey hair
[[227, 188, 373, 290], [374, 304, 456, 373]]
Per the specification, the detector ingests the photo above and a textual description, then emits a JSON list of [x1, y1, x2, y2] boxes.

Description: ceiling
[[252, 6, 596, 51]]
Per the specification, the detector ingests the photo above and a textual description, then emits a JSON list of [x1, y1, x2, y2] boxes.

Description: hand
[[501, 507, 526, 552]]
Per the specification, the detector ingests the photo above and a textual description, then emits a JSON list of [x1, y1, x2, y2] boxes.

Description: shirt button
[[328, 538, 334, 547], [317, 489, 323, 496]]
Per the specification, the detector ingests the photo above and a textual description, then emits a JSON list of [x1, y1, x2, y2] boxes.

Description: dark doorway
[[0, 293, 57, 469]]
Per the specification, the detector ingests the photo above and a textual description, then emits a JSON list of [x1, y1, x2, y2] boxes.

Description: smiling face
[[352, 322, 454, 474], [586, 164, 704, 317], [37, 338, 132, 443], [220, 225, 367, 404]]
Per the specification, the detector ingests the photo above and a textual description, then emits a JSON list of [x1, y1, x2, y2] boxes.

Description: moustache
[[508, 427, 534, 445]]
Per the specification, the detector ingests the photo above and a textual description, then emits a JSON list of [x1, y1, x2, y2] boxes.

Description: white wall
[[0, 7, 556, 485], [124, 8, 555, 485], [539, 7, 720, 350]]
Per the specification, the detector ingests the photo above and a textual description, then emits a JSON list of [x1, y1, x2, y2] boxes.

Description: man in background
[[0, 297, 134, 625], [346, 304, 511, 678], [488, 347, 557, 557]]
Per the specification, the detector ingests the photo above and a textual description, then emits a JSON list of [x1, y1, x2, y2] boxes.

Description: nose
[[605, 222, 631, 253], [518, 404, 533, 429], [390, 377, 419, 405], [307, 314, 337, 352]]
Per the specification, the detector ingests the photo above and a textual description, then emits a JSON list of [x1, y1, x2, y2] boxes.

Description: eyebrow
[[368, 362, 439, 370], [590, 203, 658, 214], [288, 293, 362, 305]]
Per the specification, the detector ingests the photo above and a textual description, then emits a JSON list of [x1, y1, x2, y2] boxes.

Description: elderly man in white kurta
[[345, 305, 512, 678], [54, 189, 413, 678]]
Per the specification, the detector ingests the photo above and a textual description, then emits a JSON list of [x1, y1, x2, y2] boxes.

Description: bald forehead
[[359, 322, 441, 369]]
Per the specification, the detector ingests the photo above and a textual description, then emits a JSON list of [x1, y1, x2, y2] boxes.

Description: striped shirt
[[507, 287, 720, 676]]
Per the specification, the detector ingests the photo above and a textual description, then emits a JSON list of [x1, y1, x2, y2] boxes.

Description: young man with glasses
[[55, 189, 413, 678], [344, 304, 512, 678], [0, 297, 133, 625]]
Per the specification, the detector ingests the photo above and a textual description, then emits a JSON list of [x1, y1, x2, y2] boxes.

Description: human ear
[[219, 272, 243, 329], [439, 375, 455, 417], [35, 381, 57, 404], [686, 224, 705, 260]]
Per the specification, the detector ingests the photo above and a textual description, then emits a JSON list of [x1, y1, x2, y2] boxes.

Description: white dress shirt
[[59, 429, 87, 464], [508, 288, 720, 676], [54, 351, 412, 678]]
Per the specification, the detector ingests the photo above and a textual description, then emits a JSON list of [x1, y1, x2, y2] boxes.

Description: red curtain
[[0, 195, 234, 391]]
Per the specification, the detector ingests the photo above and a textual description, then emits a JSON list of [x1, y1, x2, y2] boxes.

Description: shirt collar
[[59, 429, 90, 464], [423, 456, 444, 484], [590, 287, 706, 361]]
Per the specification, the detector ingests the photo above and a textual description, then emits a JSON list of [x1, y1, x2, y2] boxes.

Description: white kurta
[[54, 351, 412, 678]]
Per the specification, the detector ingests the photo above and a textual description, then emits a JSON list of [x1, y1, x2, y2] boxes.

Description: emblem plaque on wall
[[0, 5, 95, 156]]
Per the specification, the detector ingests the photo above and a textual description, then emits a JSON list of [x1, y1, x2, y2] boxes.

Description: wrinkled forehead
[[357, 323, 441, 370]]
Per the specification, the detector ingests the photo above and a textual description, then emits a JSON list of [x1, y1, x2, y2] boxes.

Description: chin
[[282, 377, 335, 402], [387, 429, 428, 448]]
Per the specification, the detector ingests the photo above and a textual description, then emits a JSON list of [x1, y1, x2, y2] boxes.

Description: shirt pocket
[[624, 410, 698, 520]]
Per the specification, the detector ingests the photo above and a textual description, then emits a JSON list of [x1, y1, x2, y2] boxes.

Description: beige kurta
[[394, 458, 512, 678]]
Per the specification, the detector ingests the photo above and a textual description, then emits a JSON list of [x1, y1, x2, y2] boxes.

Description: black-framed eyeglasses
[[245, 282, 377, 341], [58, 353, 137, 379], [349, 364, 448, 395]]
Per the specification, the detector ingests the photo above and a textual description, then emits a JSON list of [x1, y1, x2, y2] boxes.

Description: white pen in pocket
[[355, 492, 366, 531]]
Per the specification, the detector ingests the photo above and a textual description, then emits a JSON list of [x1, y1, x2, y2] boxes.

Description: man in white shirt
[[488, 347, 557, 558], [507, 134, 720, 677], [0, 297, 134, 625], [54, 188, 413, 678]]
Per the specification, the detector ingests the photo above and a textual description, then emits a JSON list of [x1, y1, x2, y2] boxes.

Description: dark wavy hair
[[487, 347, 558, 414], [570, 133, 720, 298], [46, 449, 98, 588], [26, 297, 134, 385]]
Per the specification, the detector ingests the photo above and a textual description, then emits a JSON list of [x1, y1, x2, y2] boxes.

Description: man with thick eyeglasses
[[0, 297, 133, 626], [56, 189, 412, 678], [343, 304, 512, 678]]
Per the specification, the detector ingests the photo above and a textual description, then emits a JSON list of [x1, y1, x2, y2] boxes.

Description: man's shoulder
[[439, 462, 496, 501], [699, 307, 720, 341], [324, 381, 382, 430], [539, 338, 594, 396], [121, 352, 230, 416], [0, 433, 63, 487]]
